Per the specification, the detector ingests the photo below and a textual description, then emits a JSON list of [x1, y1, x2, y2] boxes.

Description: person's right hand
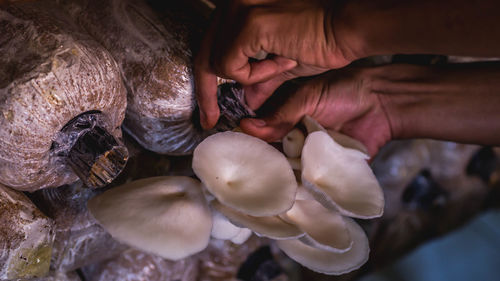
[[240, 66, 394, 157], [195, 0, 359, 129]]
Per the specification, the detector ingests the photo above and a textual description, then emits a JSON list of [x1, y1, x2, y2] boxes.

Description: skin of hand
[[196, 0, 500, 131], [240, 67, 393, 157], [194, 0, 357, 129], [241, 62, 500, 157]]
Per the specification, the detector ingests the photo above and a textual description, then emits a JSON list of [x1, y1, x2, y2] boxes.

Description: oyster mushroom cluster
[[87, 116, 384, 276], [193, 116, 385, 275]]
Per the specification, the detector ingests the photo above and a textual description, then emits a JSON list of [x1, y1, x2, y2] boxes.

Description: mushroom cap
[[277, 218, 369, 275], [87, 176, 212, 261], [211, 209, 244, 240], [302, 115, 326, 134], [283, 128, 305, 158], [302, 116, 369, 155], [326, 130, 369, 155], [212, 201, 304, 240], [281, 199, 352, 253], [192, 131, 297, 216], [302, 131, 384, 219]]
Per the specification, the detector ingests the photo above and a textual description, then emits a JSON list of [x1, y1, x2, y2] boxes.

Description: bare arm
[[376, 63, 500, 146], [240, 62, 500, 156], [338, 0, 500, 59]]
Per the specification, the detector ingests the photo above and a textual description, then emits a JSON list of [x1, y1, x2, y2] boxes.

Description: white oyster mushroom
[[87, 176, 212, 261], [302, 115, 369, 155], [212, 201, 304, 240], [287, 157, 301, 170], [302, 115, 326, 134], [281, 199, 352, 253], [283, 128, 305, 158], [192, 131, 297, 216], [277, 218, 369, 275], [302, 131, 384, 219], [326, 130, 369, 155], [230, 228, 253, 245], [211, 209, 245, 240]]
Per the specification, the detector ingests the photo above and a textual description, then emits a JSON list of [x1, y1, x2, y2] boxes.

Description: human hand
[[240, 67, 393, 157], [195, 0, 358, 129]]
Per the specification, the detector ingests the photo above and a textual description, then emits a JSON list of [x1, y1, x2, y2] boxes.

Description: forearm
[[336, 0, 500, 59], [370, 63, 500, 145]]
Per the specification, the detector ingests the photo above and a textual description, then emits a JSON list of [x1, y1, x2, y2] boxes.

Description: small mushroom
[[193, 132, 297, 216], [287, 157, 302, 171], [302, 131, 384, 219], [230, 228, 253, 245], [276, 218, 369, 275], [211, 209, 245, 240], [87, 176, 212, 260], [281, 199, 352, 253], [282, 128, 305, 158], [302, 115, 326, 134], [212, 201, 304, 240]]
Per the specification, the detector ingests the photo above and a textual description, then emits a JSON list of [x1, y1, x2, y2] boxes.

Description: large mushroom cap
[[302, 131, 384, 219], [88, 176, 212, 260], [193, 131, 297, 216], [212, 201, 304, 240], [277, 218, 369, 275]]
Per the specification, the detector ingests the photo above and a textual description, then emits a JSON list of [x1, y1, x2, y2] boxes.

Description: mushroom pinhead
[[193, 132, 297, 216], [277, 218, 369, 275], [302, 131, 384, 219], [281, 200, 352, 253], [87, 176, 212, 260], [283, 128, 305, 158], [231, 228, 253, 245], [212, 201, 304, 240], [211, 210, 245, 240]]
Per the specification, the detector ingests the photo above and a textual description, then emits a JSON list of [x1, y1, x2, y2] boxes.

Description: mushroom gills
[[281, 199, 352, 253], [212, 201, 304, 240], [277, 218, 369, 275]]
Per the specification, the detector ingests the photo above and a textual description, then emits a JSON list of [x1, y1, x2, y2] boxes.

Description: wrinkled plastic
[[0, 1, 127, 191], [28, 182, 127, 272], [58, 0, 253, 155], [37, 271, 81, 281], [82, 249, 198, 281], [0, 184, 55, 280], [198, 237, 266, 281]]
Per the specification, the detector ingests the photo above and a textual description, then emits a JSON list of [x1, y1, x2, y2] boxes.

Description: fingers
[[216, 49, 297, 85], [240, 86, 312, 142], [243, 71, 290, 110], [194, 9, 221, 130]]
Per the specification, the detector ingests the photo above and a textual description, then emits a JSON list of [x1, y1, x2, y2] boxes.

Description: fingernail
[[250, 118, 266, 127]]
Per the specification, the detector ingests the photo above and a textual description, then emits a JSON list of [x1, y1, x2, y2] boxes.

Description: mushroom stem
[[52, 111, 128, 188]]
